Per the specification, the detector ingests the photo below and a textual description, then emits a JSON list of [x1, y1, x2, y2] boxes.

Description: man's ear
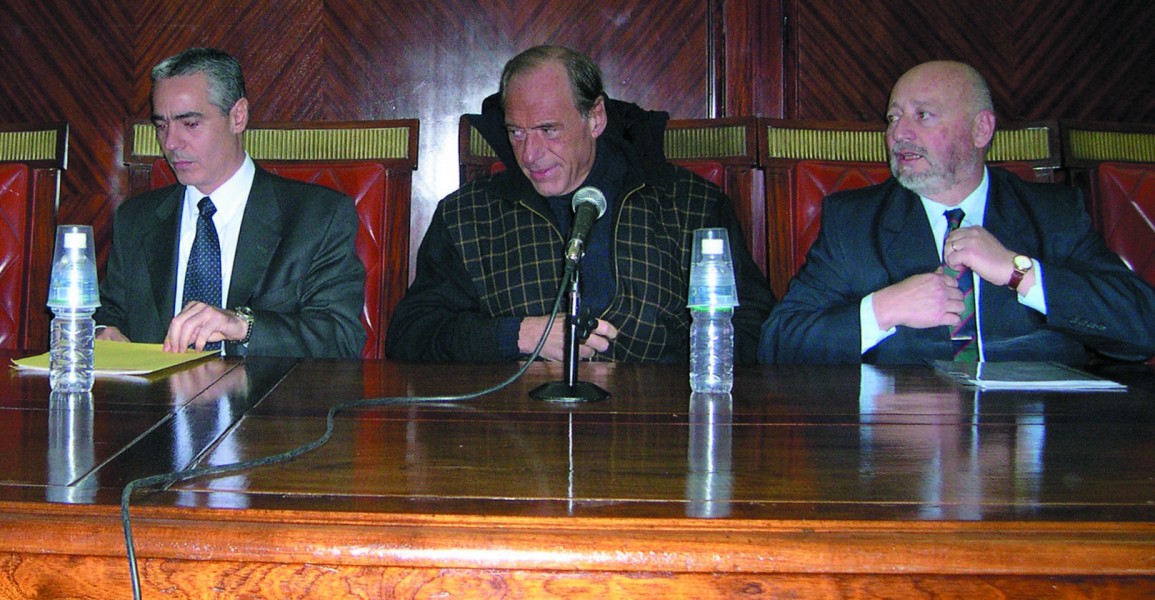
[[229, 98, 250, 134], [587, 95, 607, 139], [971, 109, 995, 149]]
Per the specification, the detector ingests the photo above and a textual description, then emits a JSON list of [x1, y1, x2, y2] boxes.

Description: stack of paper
[[12, 340, 219, 379], [933, 361, 1126, 391]]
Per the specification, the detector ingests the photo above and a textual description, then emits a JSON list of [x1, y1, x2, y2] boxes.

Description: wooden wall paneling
[[783, 1, 1155, 123], [1009, 1, 1155, 122], [130, 0, 325, 122], [722, 0, 785, 119], [0, 2, 135, 303]]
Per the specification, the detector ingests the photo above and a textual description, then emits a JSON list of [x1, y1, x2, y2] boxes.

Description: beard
[[889, 140, 973, 198]]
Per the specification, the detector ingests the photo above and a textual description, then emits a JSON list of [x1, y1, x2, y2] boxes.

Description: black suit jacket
[[95, 167, 366, 358], [759, 167, 1155, 365]]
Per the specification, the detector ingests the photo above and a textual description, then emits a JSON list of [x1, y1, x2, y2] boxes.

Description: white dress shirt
[[173, 154, 255, 315]]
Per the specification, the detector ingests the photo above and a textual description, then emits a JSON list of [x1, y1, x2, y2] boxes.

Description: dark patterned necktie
[[944, 208, 977, 361], [182, 197, 222, 350]]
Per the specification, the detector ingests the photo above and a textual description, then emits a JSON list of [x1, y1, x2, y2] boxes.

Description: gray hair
[[151, 47, 246, 116], [500, 45, 604, 117]]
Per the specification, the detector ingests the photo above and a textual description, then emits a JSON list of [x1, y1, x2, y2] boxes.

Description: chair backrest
[[458, 115, 767, 273], [1060, 120, 1155, 287], [1060, 121, 1155, 364], [1093, 162, 1155, 283], [759, 118, 1061, 298], [1060, 120, 1155, 227], [125, 119, 418, 359], [0, 122, 68, 351]]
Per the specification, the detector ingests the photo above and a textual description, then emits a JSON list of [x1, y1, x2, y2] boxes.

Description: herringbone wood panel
[[788, 0, 1155, 122], [0, 1, 133, 267]]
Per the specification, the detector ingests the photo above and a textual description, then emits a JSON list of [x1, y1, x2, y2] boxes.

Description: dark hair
[[151, 47, 246, 116], [500, 45, 604, 116]]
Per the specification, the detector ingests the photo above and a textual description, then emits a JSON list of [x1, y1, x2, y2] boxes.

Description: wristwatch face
[[1013, 255, 1032, 271]]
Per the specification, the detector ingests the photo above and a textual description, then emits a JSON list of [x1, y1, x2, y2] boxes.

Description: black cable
[[121, 266, 574, 599]]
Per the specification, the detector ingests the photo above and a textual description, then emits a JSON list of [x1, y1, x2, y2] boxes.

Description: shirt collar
[[182, 154, 256, 221], [919, 167, 990, 227]]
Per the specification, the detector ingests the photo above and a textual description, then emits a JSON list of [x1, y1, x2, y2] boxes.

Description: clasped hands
[[872, 225, 1023, 331], [518, 309, 619, 362], [95, 301, 249, 352]]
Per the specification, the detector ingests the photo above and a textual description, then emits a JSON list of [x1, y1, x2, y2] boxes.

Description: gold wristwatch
[[1008, 255, 1033, 291]]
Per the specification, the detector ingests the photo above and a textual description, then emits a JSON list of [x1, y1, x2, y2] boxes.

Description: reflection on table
[[0, 355, 1152, 598]]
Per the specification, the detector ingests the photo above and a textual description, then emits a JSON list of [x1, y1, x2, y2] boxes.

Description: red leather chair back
[[790, 161, 891, 276], [0, 164, 32, 349], [1094, 162, 1155, 286], [150, 159, 401, 359], [675, 160, 725, 187], [0, 121, 66, 352]]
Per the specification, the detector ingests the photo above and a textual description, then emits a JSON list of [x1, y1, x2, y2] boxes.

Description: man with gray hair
[[96, 47, 365, 357], [759, 60, 1155, 365], [387, 45, 774, 363]]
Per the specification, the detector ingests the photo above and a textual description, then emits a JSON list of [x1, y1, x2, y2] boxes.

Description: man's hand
[[163, 301, 248, 353], [96, 326, 130, 342], [872, 269, 965, 330], [943, 225, 1024, 289], [518, 315, 619, 362]]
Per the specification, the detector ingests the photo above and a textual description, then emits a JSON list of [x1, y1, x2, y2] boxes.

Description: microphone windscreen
[[571, 187, 607, 218]]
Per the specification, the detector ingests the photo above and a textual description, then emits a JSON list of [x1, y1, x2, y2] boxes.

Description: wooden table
[[1, 356, 1153, 598]]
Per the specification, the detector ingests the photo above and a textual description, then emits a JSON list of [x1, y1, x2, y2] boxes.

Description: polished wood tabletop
[[1, 355, 1153, 598]]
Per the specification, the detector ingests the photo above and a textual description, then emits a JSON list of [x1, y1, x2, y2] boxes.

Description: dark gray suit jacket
[[759, 167, 1155, 365], [95, 167, 366, 358]]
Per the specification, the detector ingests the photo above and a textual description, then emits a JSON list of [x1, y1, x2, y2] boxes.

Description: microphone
[[565, 186, 607, 264]]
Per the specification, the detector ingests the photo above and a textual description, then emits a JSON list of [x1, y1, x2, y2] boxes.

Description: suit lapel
[[982, 171, 1037, 254], [147, 187, 182, 324], [877, 184, 940, 277], [228, 168, 282, 308]]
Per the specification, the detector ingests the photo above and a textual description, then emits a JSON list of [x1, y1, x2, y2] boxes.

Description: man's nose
[[519, 132, 542, 165], [888, 116, 914, 143], [160, 127, 182, 152]]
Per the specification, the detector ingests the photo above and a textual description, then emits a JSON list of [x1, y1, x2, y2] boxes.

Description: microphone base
[[529, 381, 610, 403]]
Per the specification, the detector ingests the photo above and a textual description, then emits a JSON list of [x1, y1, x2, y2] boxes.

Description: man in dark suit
[[95, 48, 365, 358], [759, 60, 1155, 365]]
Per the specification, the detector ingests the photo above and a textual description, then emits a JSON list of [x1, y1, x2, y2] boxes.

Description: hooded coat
[[386, 94, 775, 363]]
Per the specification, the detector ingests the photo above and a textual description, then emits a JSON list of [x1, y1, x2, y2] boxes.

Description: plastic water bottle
[[49, 308, 96, 392], [690, 308, 734, 393], [688, 228, 739, 393], [47, 226, 100, 392]]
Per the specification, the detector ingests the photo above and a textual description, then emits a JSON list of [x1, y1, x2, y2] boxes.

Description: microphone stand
[[530, 255, 610, 403]]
